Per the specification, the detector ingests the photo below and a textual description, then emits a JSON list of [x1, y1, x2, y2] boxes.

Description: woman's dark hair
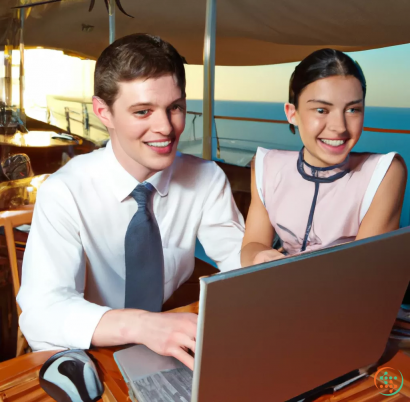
[[288, 48, 366, 134]]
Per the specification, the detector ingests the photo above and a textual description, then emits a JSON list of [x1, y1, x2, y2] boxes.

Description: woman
[[241, 48, 407, 267]]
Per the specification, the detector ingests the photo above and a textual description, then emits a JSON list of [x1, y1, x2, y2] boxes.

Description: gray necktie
[[124, 182, 164, 311]]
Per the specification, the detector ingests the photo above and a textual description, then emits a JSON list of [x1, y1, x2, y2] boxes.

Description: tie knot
[[131, 182, 155, 210]]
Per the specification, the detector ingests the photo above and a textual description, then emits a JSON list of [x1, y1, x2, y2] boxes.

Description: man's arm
[[18, 176, 197, 369], [18, 177, 111, 351], [196, 163, 245, 271]]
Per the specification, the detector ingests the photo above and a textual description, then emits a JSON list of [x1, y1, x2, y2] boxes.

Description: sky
[[1, 43, 409, 115], [185, 43, 410, 108]]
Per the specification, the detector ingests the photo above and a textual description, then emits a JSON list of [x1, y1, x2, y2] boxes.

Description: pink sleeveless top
[[255, 148, 396, 255]]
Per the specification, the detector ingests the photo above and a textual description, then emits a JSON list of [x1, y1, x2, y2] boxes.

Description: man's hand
[[138, 312, 197, 370], [92, 309, 198, 370], [253, 249, 285, 265]]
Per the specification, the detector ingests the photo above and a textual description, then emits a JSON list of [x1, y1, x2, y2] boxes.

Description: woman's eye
[[316, 108, 326, 114], [347, 108, 360, 113]]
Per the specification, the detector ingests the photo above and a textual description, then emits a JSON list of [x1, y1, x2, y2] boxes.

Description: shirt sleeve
[[197, 163, 245, 272], [17, 177, 111, 351]]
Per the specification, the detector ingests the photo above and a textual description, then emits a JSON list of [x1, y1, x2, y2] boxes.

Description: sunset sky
[[185, 43, 410, 107], [3, 42, 409, 116]]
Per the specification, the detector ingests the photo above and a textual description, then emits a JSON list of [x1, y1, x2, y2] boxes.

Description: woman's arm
[[241, 159, 284, 267], [356, 156, 407, 240]]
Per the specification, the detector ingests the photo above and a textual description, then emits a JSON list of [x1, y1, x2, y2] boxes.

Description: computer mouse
[[39, 349, 103, 402]]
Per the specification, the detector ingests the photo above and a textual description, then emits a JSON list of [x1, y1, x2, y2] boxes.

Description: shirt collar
[[103, 140, 173, 202]]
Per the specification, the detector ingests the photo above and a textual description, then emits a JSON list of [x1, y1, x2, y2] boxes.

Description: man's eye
[[347, 108, 360, 113], [171, 105, 183, 112], [134, 110, 150, 116], [316, 108, 326, 114]]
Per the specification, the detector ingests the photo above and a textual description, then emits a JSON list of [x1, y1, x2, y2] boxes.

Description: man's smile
[[144, 138, 175, 154]]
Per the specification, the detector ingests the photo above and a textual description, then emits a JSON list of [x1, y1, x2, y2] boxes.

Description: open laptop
[[114, 227, 410, 402]]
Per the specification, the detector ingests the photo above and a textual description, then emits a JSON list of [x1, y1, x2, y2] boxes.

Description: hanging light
[[12, 0, 134, 18]]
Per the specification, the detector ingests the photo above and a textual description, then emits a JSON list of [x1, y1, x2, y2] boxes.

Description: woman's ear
[[284, 103, 297, 126], [284, 103, 298, 134], [92, 96, 114, 129]]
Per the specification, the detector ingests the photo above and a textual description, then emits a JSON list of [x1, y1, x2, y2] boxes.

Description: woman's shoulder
[[349, 151, 400, 172], [379, 153, 407, 184], [257, 147, 298, 156], [358, 152, 407, 224], [254, 147, 298, 180], [253, 148, 299, 205], [256, 147, 298, 165]]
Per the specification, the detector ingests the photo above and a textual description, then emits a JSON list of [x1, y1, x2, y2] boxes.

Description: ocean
[[181, 100, 410, 228]]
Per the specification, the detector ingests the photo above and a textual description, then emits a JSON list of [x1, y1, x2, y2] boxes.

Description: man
[[17, 34, 244, 370]]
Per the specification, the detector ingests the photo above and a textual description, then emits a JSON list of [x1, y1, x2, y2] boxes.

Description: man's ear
[[92, 96, 114, 129], [284, 103, 297, 126]]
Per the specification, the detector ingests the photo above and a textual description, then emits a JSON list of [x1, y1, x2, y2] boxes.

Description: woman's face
[[285, 75, 365, 167]]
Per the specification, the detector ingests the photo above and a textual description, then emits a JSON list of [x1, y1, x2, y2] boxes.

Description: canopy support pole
[[202, 0, 216, 160], [108, 0, 116, 45], [19, 8, 25, 123], [4, 45, 12, 109]]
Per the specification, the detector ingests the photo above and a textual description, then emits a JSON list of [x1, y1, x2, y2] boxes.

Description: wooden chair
[[0, 208, 33, 357]]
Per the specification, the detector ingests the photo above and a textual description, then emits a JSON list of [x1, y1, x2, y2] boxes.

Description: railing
[[59, 106, 108, 138], [59, 106, 106, 138], [47, 96, 109, 145], [41, 101, 410, 227], [45, 98, 410, 167], [191, 112, 410, 135], [184, 111, 410, 167]]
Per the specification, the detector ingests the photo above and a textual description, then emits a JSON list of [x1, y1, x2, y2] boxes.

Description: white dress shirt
[[17, 141, 244, 351]]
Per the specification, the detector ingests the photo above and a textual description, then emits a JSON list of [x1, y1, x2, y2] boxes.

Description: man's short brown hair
[[94, 33, 186, 108]]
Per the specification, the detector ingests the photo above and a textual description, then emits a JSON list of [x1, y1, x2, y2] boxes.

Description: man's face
[[98, 74, 186, 181]]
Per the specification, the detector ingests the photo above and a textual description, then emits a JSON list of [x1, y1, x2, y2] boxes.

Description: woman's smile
[[317, 138, 349, 154]]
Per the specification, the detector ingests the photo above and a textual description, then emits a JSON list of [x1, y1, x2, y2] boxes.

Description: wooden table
[[1, 302, 410, 402]]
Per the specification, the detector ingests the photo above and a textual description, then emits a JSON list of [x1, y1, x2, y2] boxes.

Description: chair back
[[0, 209, 33, 304], [0, 208, 33, 357]]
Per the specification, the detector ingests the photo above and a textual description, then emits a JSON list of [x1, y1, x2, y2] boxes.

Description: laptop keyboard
[[132, 366, 193, 402]]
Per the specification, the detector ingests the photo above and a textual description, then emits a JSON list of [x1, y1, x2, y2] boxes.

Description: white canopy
[[1, 0, 409, 65]]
